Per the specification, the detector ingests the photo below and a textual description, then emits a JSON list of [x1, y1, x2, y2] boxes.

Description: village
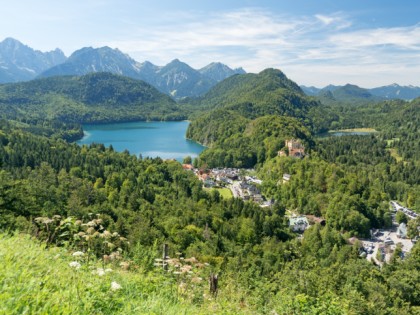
[[182, 163, 274, 207], [287, 201, 419, 265], [182, 139, 419, 264], [182, 139, 306, 208]]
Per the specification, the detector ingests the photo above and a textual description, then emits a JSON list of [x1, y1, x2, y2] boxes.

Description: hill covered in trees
[[0, 72, 184, 124], [186, 69, 319, 168]]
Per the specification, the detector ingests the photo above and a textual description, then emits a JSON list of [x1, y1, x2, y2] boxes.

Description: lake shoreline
[[77, 121, 205, 161]]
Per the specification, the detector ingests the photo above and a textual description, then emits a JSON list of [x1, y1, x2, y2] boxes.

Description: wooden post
[[209, 273, 218, 296], [163, 243, 168, 270]]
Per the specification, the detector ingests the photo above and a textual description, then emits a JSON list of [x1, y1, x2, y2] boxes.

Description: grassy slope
[[0, 233, 257, 315]]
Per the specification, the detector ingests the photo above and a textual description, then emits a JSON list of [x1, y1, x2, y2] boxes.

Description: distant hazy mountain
[[320, 85, 342, 93], [151, 59, 216, 98], [38, 45, 244, 99], [301, 83, 420, 101], [318, 84, 381, 103], [369, 84, 420, 100], [136, 61, 160, 85], [39, 46, 143, 79], [0, 38, 66, 83], [300, 86, 321, 96], [199, 62, 245, 82]]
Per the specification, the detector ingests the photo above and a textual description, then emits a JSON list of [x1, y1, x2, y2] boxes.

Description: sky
[[1, 0, 419, 88]]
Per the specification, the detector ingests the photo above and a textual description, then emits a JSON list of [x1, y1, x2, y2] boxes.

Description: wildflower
[[86, 227, 95, 234], [180, 265, 192, 273], [191, 276, 203, 283], [110, 281, 122, 291], [120, 261, 130, 270], [185, 257, 197, 263], [95, 268, 106, 276], [102, 230, 112, 238], [69, 261, 81, 270], [105, 268, 113, 273], [72, 251, 84, 257]]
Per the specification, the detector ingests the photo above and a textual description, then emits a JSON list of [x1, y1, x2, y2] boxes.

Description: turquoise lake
[[77, 121, 205, 161]]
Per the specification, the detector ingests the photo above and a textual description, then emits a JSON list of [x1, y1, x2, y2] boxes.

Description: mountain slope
[[301, 83, 420, 101], [317, 84, 382, 104], [370, 84, 420, 100], [0, 72, 181, 123], [199, 62, 245, 82], [154, 59, 216, 98], [300, 85, 321, 96], [191, 68, 318, 119], [186, 68, 317, 167], [38, 46, 245, 99], [39, 46, 142, 79], [0, 38, 66, 83]]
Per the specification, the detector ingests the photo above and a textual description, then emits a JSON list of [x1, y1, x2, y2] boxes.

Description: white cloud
[[102, 8, 419, 87], [330, 25, 420, 49]]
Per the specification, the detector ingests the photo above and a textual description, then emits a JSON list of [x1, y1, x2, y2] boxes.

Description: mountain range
[[301, 83, 420, 101], [1, 38, 418, 101], [0, 38, 245, 99], [0, 37, 66, 83]]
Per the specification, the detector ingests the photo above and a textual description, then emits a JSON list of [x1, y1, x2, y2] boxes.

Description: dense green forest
[[186, 69, 318, 168], [1, 70, 420, 313], [1, 122, 419, 314], [0, 72, 186, 140]]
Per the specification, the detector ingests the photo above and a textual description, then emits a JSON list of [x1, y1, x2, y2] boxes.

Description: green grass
[[0, 233, 263, 314], [0, 233, 195, 314], [0, 233, 360, 314], [216, 188, 233, 199], [204, 187, 233, 199]]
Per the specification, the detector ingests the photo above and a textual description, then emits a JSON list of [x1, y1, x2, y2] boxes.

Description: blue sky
[[1, 0, 419, 87]]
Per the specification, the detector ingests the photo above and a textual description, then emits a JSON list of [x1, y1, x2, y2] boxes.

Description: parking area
[[362, 224, 414, 264]]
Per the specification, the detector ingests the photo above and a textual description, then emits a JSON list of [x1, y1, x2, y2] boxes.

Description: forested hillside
[[186, 69, 319, 168], [0, 72, 184, 124]]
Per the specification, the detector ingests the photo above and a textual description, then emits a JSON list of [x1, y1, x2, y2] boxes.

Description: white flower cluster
[[69, 261, 81, 270], [110, 281, 122, 291], [92, 268, 113, 276]]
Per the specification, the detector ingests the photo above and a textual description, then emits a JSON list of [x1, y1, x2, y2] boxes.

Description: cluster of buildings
[[231, 180, 264, 203], [182, 165, 273, 207], [188, 167, 242, 188], [278, 139, 305, 158], [287, 214, 326, 232]]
